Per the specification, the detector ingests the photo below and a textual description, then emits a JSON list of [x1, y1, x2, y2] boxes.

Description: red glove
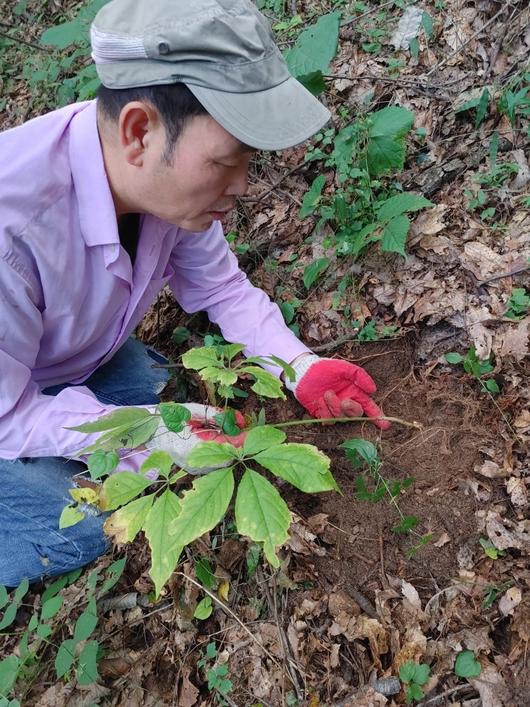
[[286, 355, 390, 430]]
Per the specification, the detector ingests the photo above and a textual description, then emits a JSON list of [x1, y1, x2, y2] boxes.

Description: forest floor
[[1, 1, 529, 705]]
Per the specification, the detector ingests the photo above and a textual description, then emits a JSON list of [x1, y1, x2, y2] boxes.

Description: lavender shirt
[[0, 100, 309, 460]]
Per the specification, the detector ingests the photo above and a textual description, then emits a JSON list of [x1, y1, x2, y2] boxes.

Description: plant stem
[[273, 416, 421, 429]]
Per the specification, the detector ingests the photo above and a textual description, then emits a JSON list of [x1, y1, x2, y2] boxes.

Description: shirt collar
[[69, 100, 120, 248]]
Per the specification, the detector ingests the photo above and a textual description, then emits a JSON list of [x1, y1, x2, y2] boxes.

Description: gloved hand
[[285, 354, 390, 430], [146, 403, 246, 474]]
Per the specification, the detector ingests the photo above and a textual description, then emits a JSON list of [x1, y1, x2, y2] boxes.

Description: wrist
[[285, 353, 321, 392]]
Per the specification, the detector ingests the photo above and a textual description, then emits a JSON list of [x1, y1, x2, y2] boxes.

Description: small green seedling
[[399, 660, 431, 703], [479, 538, 505, 560], [445, 347, 500, 394], [341, 439, 431, 557], [198, 642, 234, 705], [454, 650, 482, 678], [505, 288, 530, 319]]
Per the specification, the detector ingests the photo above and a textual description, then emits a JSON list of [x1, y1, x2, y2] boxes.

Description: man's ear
[[118, 101, 160, 166]]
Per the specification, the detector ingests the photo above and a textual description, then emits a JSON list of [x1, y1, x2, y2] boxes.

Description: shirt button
[[158, 41, 170, 55]]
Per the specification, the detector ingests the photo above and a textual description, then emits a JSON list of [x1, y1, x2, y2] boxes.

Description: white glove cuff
[[285, 354, 321, 393]]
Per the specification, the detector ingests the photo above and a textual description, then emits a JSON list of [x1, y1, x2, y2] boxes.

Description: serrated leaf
[[376, 193, 433, 222], [303, 257, 330, 289], [284, 12, 340, 78], [41, 20, 82, 49], [59, 505, 85, 529], [73, 598, 97, 642], [187, 441, 238, 468], [41, 595, 63, 621], [219, 343, 246, 361], [235, 469, 291, 567], [194, 596, 213, 620], [69, 487, 99, 505], [168, 468, 234, 545], [140, 451, 173, 478], [55, 638, 76, 678], [0, 655, 20, 695], [381, 214, 410, 257], [255, 443, 338, 493], [214, 409, 241, 436], [100, 472, 151, 511], [67, 407, 151, 433], [243, 426, 286, 456], [199, 366, 238, 386], [240, 366, 286, 399], [399, 660, 416, 683], [143, 490, 183, 597], [367, 106, 414, 176], [87, 450, 119, 479], [76, 640, 99, 685], [341, 438, 379, 466], [159, 402, 191, 433], [406, 683, 424, 702], [299, 174, 326, 218], [413, 663, 430, 685], [454, 649, 481, 678], [182, 347, 222, 371]]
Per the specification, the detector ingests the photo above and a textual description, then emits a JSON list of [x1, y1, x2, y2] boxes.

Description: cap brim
[[187, 76, 330, 150]]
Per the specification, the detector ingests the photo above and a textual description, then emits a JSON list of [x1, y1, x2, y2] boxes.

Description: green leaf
[[67, 407, 151, 433], [454, 649, 482, 678], [187, 441, 238, 468], [195, 557, 216, 589], [36, 623, 53, 639], [199, 366, 238, 386], [392, 515, 419, 533], [0, 585, 8, 610], [74, 598, 98, 642], [240, 366, 286, 399], [87, 450, 119, 480], [406, 683, 424, 702], [376, 193, 433, 222], [100, 472, 152, 511], [475, 88, 490, 128], [76, 640, 99, 685], [341, 439, 379, 466], [140, 451, 174, 478], [168, 468, 234, 545], [55, 638, 77, 678], [367, 106, 414, 177], [299, 175, 326, 218], [182, 347, 222, 371], [235, 469, 291, 567], [255, 443, 338, 493], [381, 214, 410, 257], [214, 409, 241, 436], [60, 505, 84, 530], [194, 596, 213, 620], [159, 402, 191, 433], [243, 426, 286, 456], [0, 655, 20, 695], [41, 20, 83, 49], [143, 490, 183, 597], [41, 576, 68, 604], [0, 603, 17, 631], [98, 557, 127, 595], [303, 257, 330, 289], [445, 352, 464, 364], [421, 11, 433, 38], [41, 595, 63, 621], [413, 663, 431, 686], [13, 578, 29, 604], [284, 12, 340, 79], [484, 379, 500, 394], [172, 326, 191, 344], [104, 494, 154, 544], [399, 660, 416, 683], [299, 70, 327, 96]]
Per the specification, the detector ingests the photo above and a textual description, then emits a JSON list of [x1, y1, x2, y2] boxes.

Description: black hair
[[96, 83, 208, 162]]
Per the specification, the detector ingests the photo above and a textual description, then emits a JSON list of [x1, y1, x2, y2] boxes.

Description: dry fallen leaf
[[499, 587, 522, 616]]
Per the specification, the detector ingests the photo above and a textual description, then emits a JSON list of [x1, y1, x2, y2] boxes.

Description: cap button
[[158, 41, 170, 55]]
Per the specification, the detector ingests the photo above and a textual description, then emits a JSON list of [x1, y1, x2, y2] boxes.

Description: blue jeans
[[0, 338, 170, 587]]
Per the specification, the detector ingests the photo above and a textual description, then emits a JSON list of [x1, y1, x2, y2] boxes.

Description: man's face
[[135, 113, 254, 231]]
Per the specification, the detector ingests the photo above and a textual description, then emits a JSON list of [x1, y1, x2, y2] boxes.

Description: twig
[[340, 0, 395, 27], [177, 572, 296, 687], [349, 590, 378, 619], [273, 416, 422, 429], [241, 161, 306, 203], [417, 684, 476, 706], [478, 264, 530, 285], [0, 29, 52, 52], [425, 2, 521, 77]]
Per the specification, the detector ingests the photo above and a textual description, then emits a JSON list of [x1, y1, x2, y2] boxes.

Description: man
[[0, 0, 388, 587]]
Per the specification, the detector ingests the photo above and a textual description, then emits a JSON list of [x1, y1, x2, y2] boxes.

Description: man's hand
[[286, 354, 390, 430], [146, 403, 246, 474]]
